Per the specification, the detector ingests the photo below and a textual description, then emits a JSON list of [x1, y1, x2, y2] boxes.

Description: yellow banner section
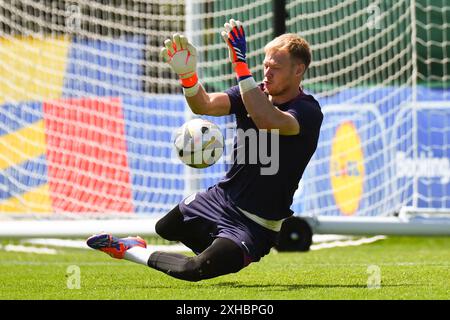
[[0, 184, 52, 214], [0, 36, 70, 104], [0, 120, 47, 170]]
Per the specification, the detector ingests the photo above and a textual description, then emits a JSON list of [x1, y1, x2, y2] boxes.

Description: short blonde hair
[[264, 33, 312, 70]]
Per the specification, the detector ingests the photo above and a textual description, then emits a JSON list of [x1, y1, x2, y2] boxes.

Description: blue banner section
[[0, 155, 47, 201], [0, 101, 43, 135], [295, 105, 386, 217], [293, 87, 450, 216], [1, 85, 447, 216], [120, 88, 449, 216], [63, 36, 145, 97], [395, 103, 450, 209]]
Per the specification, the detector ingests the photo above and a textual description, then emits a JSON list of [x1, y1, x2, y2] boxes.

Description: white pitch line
[[23, 238, 190, 252], [0, 256, 450, 268], [0, 260, 125, 266], [312, 234, 356, 243], [0, 244, 57, 255], [0, 260, 448, 267], [23, 238, 90, 249], [22, 236, 386, 254]]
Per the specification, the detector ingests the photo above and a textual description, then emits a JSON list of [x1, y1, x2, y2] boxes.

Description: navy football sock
[[147, 238, 245, 282]]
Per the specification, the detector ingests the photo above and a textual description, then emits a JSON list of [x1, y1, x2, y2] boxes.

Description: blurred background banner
[[0, 1, 448, 235]]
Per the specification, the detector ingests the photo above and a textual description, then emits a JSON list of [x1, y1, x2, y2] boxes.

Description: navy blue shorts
[[178, 185, 278, 264]]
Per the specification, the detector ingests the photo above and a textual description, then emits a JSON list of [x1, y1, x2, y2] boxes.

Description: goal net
[[0, 0, 448, 236], [285, 0, 449, 234]]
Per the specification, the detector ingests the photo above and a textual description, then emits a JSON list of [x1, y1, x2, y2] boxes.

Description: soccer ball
[[173, 118, 224, 168]]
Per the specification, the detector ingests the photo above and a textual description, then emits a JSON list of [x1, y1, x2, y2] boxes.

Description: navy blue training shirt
[[216, 84, 323, 220]]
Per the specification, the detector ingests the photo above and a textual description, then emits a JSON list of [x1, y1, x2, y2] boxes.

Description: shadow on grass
[[127, 281, 411, 291], [211, 282, 408, 291]]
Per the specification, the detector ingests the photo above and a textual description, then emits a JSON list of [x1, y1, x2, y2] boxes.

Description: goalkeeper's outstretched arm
[[221, 19, 301, 136], [160, 34, 231, 116], [185, 86, 231, 116]]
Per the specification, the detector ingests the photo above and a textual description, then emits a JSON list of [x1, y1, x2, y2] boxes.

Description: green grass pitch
[[0, 236, 448, 300]]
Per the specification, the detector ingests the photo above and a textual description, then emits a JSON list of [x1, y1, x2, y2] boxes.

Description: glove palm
[[160, 34, 197, 81], [221, 19, 247, 64]]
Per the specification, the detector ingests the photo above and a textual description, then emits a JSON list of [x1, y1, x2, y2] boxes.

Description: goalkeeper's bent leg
[[147, 237, 245, 282], [155, 204, 217, 254]]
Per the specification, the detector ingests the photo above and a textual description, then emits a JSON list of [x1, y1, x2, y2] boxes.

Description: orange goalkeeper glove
[[221, 19, 257, 93], [160, 33, 200, 97]]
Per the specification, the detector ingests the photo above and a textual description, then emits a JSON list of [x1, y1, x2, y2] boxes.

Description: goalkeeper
[[87, 19, 323, 282]]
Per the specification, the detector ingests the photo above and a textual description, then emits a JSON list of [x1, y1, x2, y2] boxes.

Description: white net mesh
[[0, 0, 448, 225], [287, 0, 449, 216]]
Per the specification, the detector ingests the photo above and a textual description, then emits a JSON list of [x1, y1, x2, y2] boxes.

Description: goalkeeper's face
[[263, 48, 303, 97]]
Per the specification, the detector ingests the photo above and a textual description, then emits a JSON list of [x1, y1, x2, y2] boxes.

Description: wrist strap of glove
[[183, 82, 200, 97], [234, 62, 256, 94], [238, 76, 257, 94], [234, 62, 252, 81], [180, 73, 198, 88], [180, 73, 200, 97]]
